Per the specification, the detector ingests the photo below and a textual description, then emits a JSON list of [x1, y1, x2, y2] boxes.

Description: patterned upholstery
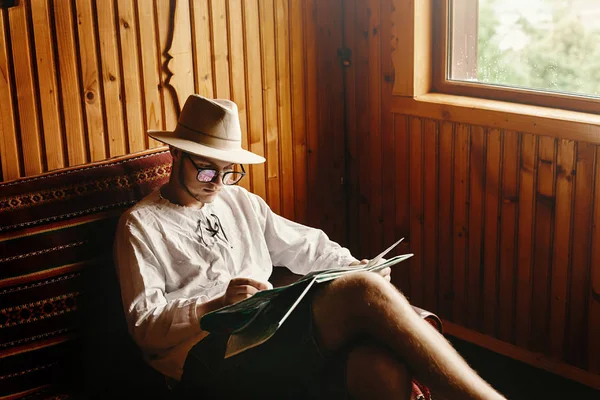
[[0, 148, 172, 399]]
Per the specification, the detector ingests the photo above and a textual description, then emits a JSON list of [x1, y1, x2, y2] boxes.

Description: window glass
[[449, 0, 600, 99]]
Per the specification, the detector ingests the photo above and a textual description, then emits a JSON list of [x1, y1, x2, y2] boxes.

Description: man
[[114, 94, 505, 399]]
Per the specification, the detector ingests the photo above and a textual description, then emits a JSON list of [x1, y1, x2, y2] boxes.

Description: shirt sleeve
[[113, 213, 206, 354], [248, 192, 358, 275]]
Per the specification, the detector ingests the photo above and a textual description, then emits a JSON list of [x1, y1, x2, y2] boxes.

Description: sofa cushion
[[0, 148, 172, 399]]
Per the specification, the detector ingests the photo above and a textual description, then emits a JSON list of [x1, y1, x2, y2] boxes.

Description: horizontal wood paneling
[[347, 0, 600, 386], [0, 0, 346, 241]]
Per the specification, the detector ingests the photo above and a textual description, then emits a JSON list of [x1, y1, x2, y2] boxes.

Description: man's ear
[[169, 146, 181, 160]]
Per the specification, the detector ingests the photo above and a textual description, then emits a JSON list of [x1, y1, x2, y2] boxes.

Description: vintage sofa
[[0, 148, 442, 399]]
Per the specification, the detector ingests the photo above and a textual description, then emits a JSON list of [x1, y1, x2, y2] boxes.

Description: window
[[434, 0, 600, 114]]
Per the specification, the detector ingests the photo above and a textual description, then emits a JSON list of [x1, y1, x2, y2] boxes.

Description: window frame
[[432, 0, 600, 115]]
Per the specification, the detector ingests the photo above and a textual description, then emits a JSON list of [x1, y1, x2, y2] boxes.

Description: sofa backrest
[[0, 148, 172, 399]]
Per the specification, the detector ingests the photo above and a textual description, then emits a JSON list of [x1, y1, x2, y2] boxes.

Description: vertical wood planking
[[467, 125, 486, 330], [368, 0, 383, 254], [482, 128, 501, 335], [0, 10, 21, 179], [409, 117, 424, 306], [75, 0, 106, 162], [515, 133, 537, 348], [289, 0, 307, 224], [422, 119, 438, 312], [498, 130, 519, 342], [588, 145, 600, 374], [96, 0, 126, 156], [243, 0, 266, 199], [380, 0, 396, 258], [315, 0, 345, 243], [54, 0, 87, 165], [136, 0, 164, 147], [228, 0, 250, 192], [117, 0, 145, 153], [8, 2, 43, 175], [344, 0, 359, 252], [452, 123, 470, 326], [393, 115, 410, 295], [531, 136, 556, 353], [258, 0, 281, 214], [437, 121, 454, 319], [566, 142, 595, 368], [548, 139, 575, 358], [274, 0, 294, 220], [190, 0, 214, 98], [354, 0, 371, 256], [168, 0, 195, 113], [155, 0, 177, 127], [210, 0, 230, 98], [30, 0, 64, 171]]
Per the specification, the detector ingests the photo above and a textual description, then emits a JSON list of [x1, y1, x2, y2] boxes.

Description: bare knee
[[346, 342, 412, 400], [320, 271, 410, 312], [312, 272, 413, 351]]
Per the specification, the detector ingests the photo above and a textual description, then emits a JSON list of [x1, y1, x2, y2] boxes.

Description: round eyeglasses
[[186, 154, 246, 185]]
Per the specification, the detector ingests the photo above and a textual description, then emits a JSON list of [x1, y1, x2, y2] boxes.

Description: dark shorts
[[179, 287, 347, 399]]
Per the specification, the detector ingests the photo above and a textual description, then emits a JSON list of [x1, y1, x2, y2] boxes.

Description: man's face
[[176, 152, 235, 204]]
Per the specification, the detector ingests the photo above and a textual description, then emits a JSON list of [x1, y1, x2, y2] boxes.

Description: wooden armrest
[[270, 267, 443, 333]]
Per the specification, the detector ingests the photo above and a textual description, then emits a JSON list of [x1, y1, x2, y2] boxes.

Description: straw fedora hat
[[148, 94, 266, 164]]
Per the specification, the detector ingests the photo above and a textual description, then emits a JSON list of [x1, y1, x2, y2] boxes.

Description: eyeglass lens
[[197, 169, 244, 185]]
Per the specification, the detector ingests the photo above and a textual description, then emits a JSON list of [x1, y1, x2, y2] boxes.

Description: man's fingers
[[230, 277, 271, 291], [232, 285, 259, 296], [349, 258, 370, 266]]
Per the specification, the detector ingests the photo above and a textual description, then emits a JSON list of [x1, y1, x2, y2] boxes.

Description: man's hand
[[221, 278, 272, 306], [348, 259, 391, 282]]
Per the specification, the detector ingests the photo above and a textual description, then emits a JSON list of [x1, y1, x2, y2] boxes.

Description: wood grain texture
[[274, 0, 294, 220], [482, 128, 501, 335], [452, 123, 469, 325], [30, 0, 64, 171], [409, 117, 424, 306], [498, 130, 519, 343], [259, 0, 281, 214], [136, 0, 164, 147], [0, 10, 20, 180], [53, 0, 86, 165], [422, 119, 438, 312], [75, 0, 106, 162], [467, 125, 485, 330], [117, 0, 145, 153], [548, 139, 575, 358], [437, 121, 454, 319], [515, 133, 537, 348], [8, 2, 43, 175], [588, 146, 600, 374], [96, 0, 126, 156], [566, 142, 595, 369], [531, 136, 556, 354]]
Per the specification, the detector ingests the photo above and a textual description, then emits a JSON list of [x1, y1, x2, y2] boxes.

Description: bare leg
[[312, 272, 506, 400], [346, 342, 412, 400]]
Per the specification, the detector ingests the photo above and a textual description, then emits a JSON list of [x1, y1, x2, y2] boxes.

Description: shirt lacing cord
[[196, 213, 230, 248]]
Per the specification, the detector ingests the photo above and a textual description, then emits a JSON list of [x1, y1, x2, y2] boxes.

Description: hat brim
[[148, 130, 266, 165]]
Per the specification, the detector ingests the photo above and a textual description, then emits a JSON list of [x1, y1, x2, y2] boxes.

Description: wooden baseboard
[[442, 320, 600, 390]]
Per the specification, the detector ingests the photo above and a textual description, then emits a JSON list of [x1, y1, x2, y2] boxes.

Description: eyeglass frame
[[185, 153, 246, 185]]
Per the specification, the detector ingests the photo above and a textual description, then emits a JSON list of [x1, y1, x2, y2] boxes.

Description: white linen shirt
[[113, 185, 357, 380]]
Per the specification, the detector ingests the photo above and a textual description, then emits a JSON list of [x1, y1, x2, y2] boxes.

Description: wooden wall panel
[[348, 0, 600, 384], [0, 0, 345, 244]]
